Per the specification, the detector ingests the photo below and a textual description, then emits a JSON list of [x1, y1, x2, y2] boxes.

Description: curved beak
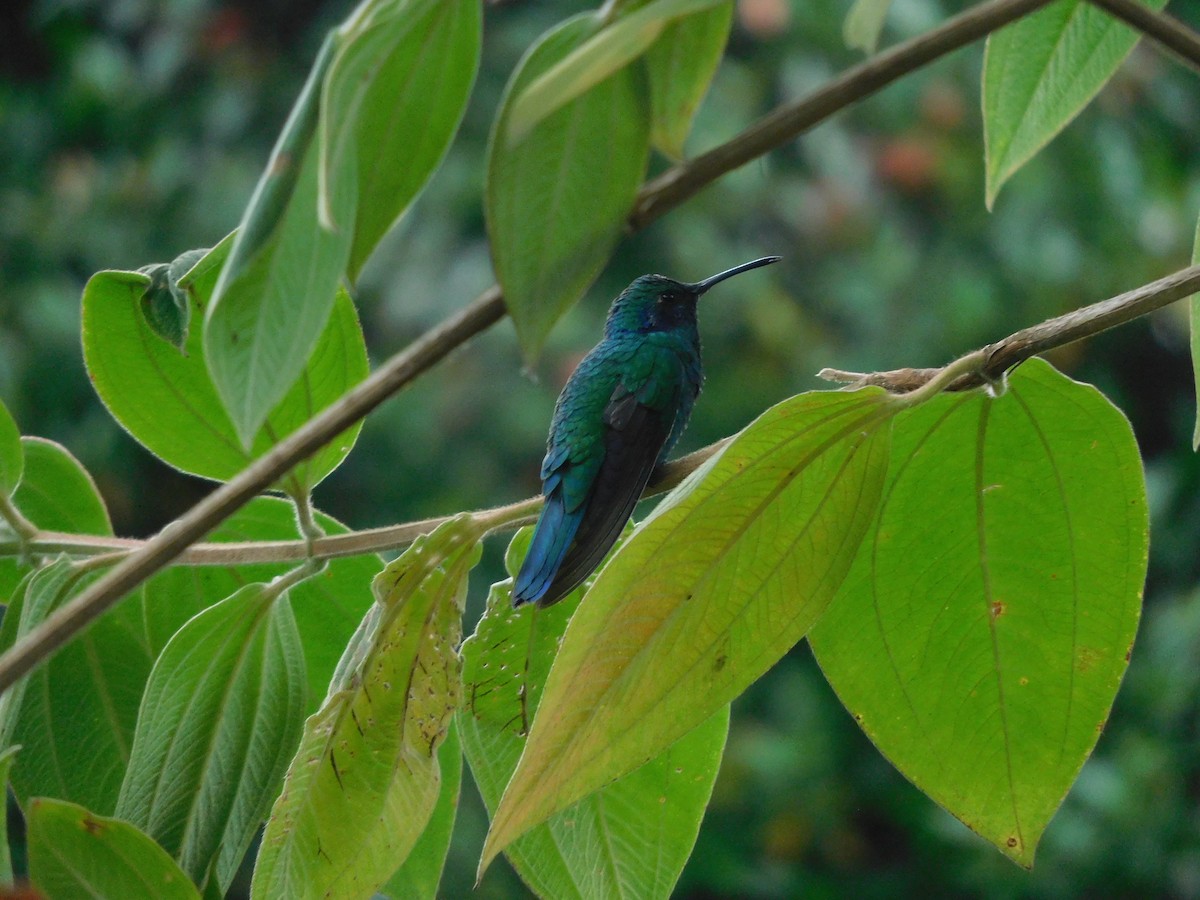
[[687, 256, 781, 295]]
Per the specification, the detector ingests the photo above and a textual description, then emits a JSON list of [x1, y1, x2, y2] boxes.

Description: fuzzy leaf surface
[[810, 360, 1147, 866], [251, 516, 479, 900], [487, 14, 650, 360], [116, 585, 306, 894], [462, 531, 728, 898], [982, 0, 1167, 206], [28, 798, 200, 900], [83, 238, 367, 490], [482, 389, 894, 865]]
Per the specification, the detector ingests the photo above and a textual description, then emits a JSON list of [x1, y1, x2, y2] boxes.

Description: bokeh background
[[3, 0, 1200, 896]]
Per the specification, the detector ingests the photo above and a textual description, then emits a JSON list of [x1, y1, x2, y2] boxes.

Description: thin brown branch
[[0, 0, 1087, 696], [630, 0, 1056, 229], [819, 263, 1200, 392], [1085, 0, 1200, 74], [0, 440, 732, 567]]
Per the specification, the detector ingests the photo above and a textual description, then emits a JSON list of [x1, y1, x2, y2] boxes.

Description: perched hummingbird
[[512, 256, 781, 608]]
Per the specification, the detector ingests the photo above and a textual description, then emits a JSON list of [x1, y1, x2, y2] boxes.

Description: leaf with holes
[[251, 516, 480, 900], [809, 359, 1147, 866], [380, 723, 462, 900], [461, 529, 728, 898], [481, 388, 894, 867]]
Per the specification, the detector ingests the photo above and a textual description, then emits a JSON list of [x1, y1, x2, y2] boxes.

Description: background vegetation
[[1, 0, 1199, 896]]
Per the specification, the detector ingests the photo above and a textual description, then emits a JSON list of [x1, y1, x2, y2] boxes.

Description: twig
[[629, 0, 1056, 229], [0, 0, 1105, 696], [0, 440, 732, 566], [819, 263, 1200, 392], [1085, 0, 1200, 74]]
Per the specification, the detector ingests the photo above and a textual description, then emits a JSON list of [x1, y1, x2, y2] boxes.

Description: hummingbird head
[[604, 256, 781, 337]]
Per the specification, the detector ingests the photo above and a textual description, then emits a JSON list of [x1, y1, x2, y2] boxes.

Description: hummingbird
[[512, 256, 781, 608]]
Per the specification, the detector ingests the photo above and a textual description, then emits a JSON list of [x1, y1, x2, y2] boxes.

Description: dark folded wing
[[536, 386, 676, 607]]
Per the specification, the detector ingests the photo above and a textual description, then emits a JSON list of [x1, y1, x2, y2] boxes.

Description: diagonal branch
[[1085, 0, 1200, 74], [0, 0, 1096, 696], [6, 263, 1199, 566], [819, 263, 1200, 392]]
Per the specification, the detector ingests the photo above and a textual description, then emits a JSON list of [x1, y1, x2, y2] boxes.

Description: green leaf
[[28, 798, 201, 900], [116, 583, 306, 894], [380, 722, 462, 900], [982, 0, 1167, 208], [487, 14, 650, 360], [0, 745, 18, 885], [506, 0, 724, 144], [1189, 214, 1200, 450], [461, 539, 728, 898], [643, 0, 732, 159], [251, 516, 480, 900], [321, 0, 481, 281], [82, 238, 367, 491], [0, 399, 21, 498], [142, 497, 380, 711], [481, 389, 895, 867], [205, 35, 355, 445], [9, 567, 152, 815], [809, 359, 1147, 866], [843, 0, 893, 53], [0, 437, 109, 610], [12, 437, 110, 536], [0, 562, 75, 754]]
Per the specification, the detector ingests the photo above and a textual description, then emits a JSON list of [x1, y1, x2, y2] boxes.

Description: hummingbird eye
[[660, 290, 681, 303]]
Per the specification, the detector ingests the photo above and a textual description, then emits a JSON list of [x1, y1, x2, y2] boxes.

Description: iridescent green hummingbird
[[512, 256, 781, 608]]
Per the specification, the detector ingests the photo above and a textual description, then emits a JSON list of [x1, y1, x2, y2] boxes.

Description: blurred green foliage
[[2, 0, 1200, 896]]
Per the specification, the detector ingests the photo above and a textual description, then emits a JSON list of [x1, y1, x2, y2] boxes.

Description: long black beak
[[687, 256, 781, 295]]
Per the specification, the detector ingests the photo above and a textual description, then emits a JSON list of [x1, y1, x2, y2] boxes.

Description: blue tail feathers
[[512, 493, 583, 607]]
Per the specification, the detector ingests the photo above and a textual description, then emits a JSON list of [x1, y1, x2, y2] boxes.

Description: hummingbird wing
[[529, 380, 678, 608]]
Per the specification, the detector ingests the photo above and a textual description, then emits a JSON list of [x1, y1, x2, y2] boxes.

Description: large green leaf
[[0, 437, 111, 619], [481, 389, 895, 867], [82, 239, 367, 492], [9, 570, 151, 816], [380, 723, 462, 900], [321, 0, 481, 280], [505, 0, 725, 144], [809, 359, 1147, 866], [643, 0, 732, 159], [0, 400, 21, 498], [143, 497, 380, 711], [487, 14, 650, 360], [116, 584, 306, 894], [205, 36, 355, 445], [28, 798, 200, 900], [461, 532, 728, 898], [11, 437, 110, 536], [982, 0, 1167, 207], [0, 745, 18, 885], [251, 516, 480, 900]]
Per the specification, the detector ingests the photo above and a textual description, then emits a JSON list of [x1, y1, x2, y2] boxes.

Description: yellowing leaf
[[481, 389, 895, 868], [251, 516, 480, 900]]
